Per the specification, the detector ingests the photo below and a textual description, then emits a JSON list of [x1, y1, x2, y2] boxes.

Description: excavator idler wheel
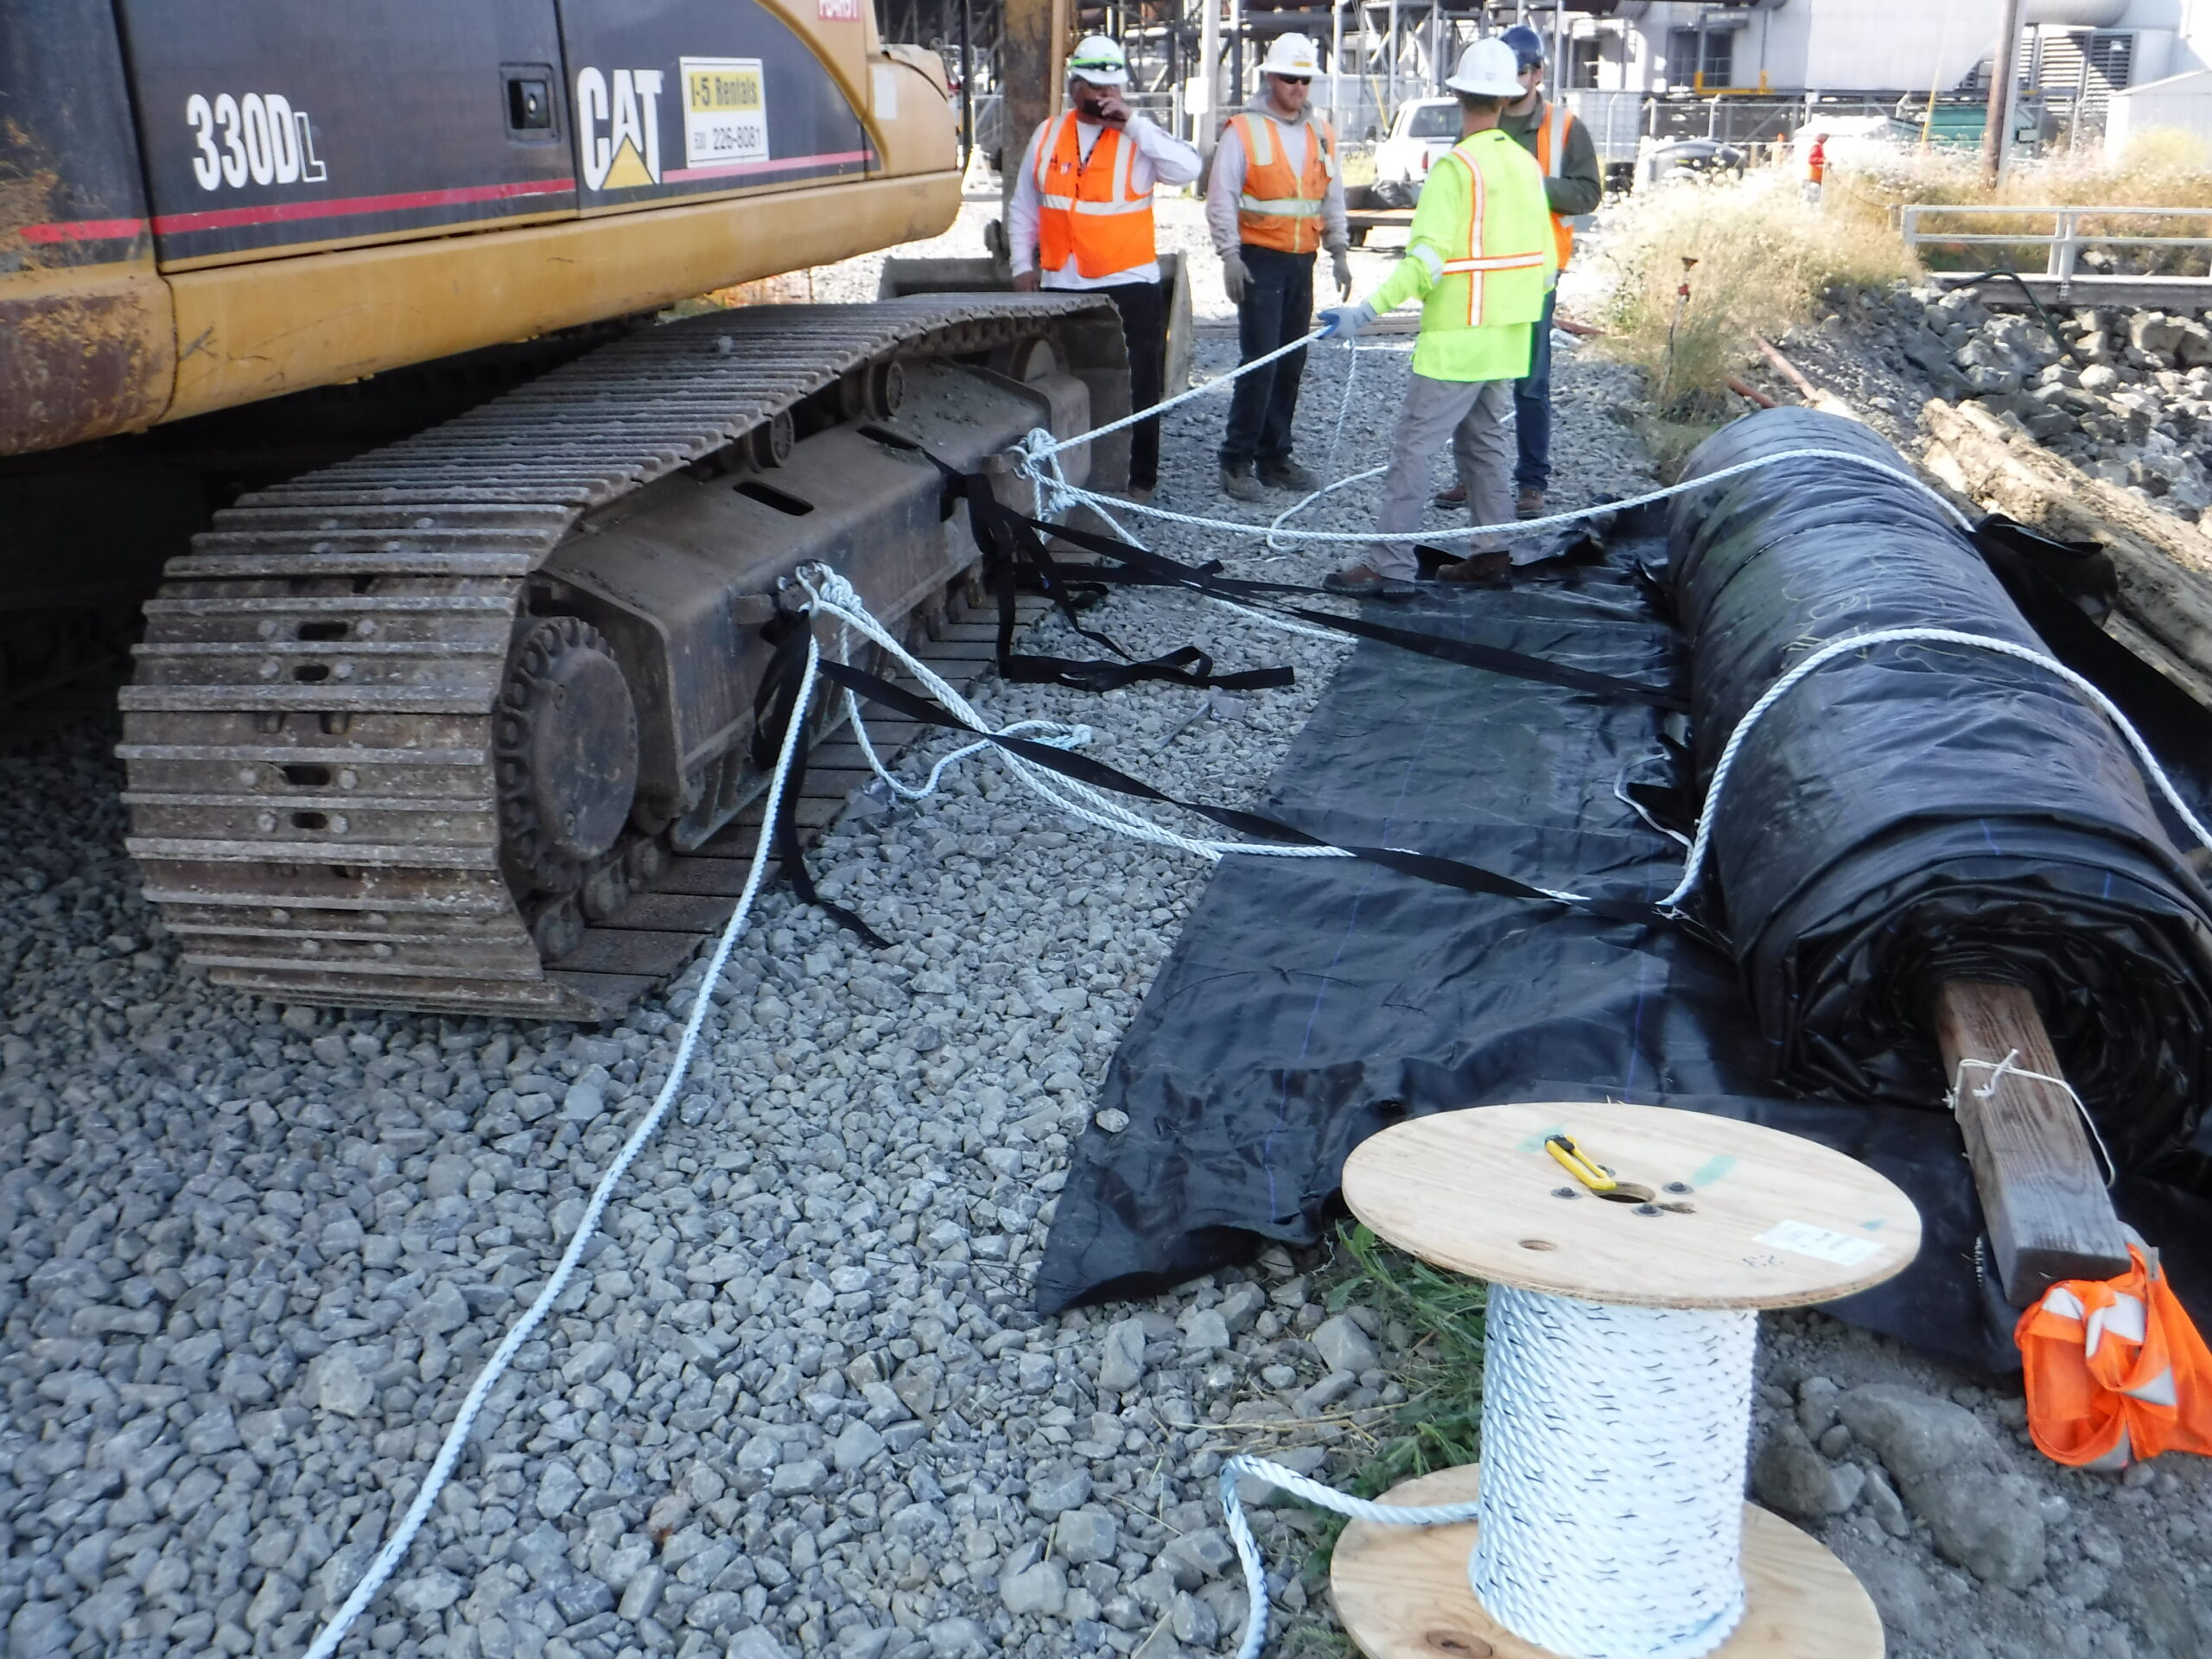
[[748, 410, 795, 470], [494, 616, 640, 896], [842, 359, 905, 422]]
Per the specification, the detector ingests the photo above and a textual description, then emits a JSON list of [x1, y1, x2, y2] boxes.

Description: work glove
[[1220, 247, 1249, 305], [1317, 300, 1376, 340], [1331, 248, 1353, 299]]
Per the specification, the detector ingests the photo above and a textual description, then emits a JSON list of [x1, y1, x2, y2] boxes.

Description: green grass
[[1252, 1221, 1489, 1656]]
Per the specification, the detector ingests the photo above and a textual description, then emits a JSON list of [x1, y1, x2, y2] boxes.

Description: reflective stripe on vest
[[1532, 99, 1576, 270], [2017, 1243, 2212, 1470], [1231, 111, 1336, 255], [1413, 130, 1549, 369], [1034, 113, 1157, 279]]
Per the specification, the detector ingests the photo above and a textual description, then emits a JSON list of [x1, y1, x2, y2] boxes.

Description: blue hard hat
[[1500, 24, 1546, 70]]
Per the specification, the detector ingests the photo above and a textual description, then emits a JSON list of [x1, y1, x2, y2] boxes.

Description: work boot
[[1433, 480, 1469, 508], [1436, 550, 1512, 585], [1219, 465, 1264, 503], [1258, 457, 1321, 493], [1515, 487, 1547, 519], [1322, 562, 1417, 598]]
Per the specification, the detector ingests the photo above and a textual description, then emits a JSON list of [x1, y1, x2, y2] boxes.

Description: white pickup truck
[[1369, 97, 1463, 207]]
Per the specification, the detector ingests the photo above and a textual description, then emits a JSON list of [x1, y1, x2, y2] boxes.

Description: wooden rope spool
[[1332, 1102, 1922, 1659]]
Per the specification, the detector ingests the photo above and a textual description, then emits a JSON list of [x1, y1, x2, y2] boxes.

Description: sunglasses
[[1271, 74, 1313, 85]]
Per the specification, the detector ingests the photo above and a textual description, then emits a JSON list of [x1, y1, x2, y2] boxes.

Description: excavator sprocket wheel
[[494, 615, 639, 896]]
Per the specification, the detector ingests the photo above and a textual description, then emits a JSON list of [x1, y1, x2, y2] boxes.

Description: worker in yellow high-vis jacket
[[1315, 37, 1557, 597]]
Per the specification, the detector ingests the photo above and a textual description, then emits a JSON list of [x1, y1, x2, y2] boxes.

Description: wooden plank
[[653, 855, 759, 896], [601, 891, 737, 933], [551, 929, 701, 978], [1933, 980, 2131, 1304], [797, 766, 875, 800], [543, 970, 658, 1020]]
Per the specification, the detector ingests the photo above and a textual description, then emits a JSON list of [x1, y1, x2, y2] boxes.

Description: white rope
[[1032, 327, 1328, 456], [1657, 626, 2212, 912], [1014, 437, 1975, 547], [1948, 1050, 2120, 1187], [302, 636, 829, 1659], [798, 569, 1356, 868], [1471, 1290, 1755, 1659], [1221, 1289, 1758, 1659]]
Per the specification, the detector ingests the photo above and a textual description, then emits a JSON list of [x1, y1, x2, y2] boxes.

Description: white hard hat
[[1262, 34, 1321, 79], [1445, 37, 1523, 99], [1066, 35, 1131, 88]]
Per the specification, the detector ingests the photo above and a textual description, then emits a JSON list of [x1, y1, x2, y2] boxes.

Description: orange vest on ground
[[1033, 112, 1156, 280], [2016, 1243, 2212, 1470], [1532, 99, 1579, 270], [1228, 110, 1337, 256]]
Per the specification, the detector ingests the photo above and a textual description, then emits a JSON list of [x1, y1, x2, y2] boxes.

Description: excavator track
[[118, 296, 1124, 1021]]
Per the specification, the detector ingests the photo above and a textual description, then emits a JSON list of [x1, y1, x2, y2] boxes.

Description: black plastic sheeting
[[1036, 409, 2212, 1372], [1670, 410, 2212, 1181]]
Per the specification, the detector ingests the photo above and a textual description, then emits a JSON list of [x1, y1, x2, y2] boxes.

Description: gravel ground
[[3, 196, 2206, 1659]]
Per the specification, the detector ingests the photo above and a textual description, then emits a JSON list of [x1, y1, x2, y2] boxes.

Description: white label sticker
[[1756, 1220, 1885, 1268], [872, 62, 899, 121], [680, 56, 768, 169]]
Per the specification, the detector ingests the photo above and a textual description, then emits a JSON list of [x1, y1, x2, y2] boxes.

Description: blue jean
[[1513, 288, 1557, 494], [1219, 246, 1315, 471]]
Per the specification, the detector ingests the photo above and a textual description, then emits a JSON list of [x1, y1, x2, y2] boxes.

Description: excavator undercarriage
[[118, 295, 1128, 1020]]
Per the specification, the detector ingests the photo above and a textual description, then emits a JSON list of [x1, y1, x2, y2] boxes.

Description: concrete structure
[[1564, 0, 2209, 104], [2105, 63, 2212, 150]]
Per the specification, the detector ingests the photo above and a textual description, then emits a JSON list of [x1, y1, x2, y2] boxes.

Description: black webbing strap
[[748, 626, 890, 948], [1001, 503, 1689, 712], [935, 459, 1295, 693], [815, 653, 1669, 930]]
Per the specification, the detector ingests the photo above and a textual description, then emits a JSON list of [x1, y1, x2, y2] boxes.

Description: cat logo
[[576, 67, 665, 191]]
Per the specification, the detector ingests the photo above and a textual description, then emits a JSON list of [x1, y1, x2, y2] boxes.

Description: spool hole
[[1518, 1238, 1557, 1251]]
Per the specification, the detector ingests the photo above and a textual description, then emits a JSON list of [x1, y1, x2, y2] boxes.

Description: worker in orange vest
[[1803, 130, 1828, 204], [1008, 35, 1202, 503], [1205, 33, 1352, 504]]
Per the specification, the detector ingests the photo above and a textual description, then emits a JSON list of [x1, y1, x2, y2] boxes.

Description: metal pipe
[[1231, 0, 1244, 117], [960, 0, 974, 165], [1201, 0, 1221, 160], [1388, 0, 1399, 120], [1331, 0, 1344, 137], [1981, 0, 2023, 183]]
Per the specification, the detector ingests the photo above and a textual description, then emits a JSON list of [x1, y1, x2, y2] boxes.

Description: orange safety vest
[[1531, 99, 1579, 270], [2016, 1243, 2212, 1470], [1033, 112, 1157, 280], [1228, 110, 1337, 256]]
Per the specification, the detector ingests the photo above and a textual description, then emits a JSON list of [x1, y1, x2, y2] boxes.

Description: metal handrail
[[1896, 203, 2212, 282]]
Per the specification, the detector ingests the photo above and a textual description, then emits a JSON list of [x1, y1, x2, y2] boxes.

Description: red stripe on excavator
[[149, 177, 577, 234], [18, 217, 150, 244]]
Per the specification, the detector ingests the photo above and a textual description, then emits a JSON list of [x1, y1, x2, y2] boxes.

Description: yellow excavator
[[1, 0, 1139, 1020]]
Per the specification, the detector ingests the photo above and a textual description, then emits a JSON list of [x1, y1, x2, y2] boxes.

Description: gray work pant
[[1368, 372, 1516, 578]]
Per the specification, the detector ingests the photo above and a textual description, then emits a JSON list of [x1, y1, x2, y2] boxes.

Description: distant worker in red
[[1008, 35, 1203, 503], [1803, 130, 1828, 204]]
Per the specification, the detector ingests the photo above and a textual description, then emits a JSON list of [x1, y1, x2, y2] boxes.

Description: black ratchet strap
[[816, 654, 1669, 930], [1003, 504, 1688, 712], [935, 457, 1295, 694], [750, 625, 890, 948]]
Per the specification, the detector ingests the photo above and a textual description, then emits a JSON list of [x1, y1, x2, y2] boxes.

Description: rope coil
[[1471, 1289, 1757, 1659], [1220, 1288, 1759, 1659]]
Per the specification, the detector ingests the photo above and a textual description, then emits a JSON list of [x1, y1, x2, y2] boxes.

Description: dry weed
[[1592, 168, 1918, 426]]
